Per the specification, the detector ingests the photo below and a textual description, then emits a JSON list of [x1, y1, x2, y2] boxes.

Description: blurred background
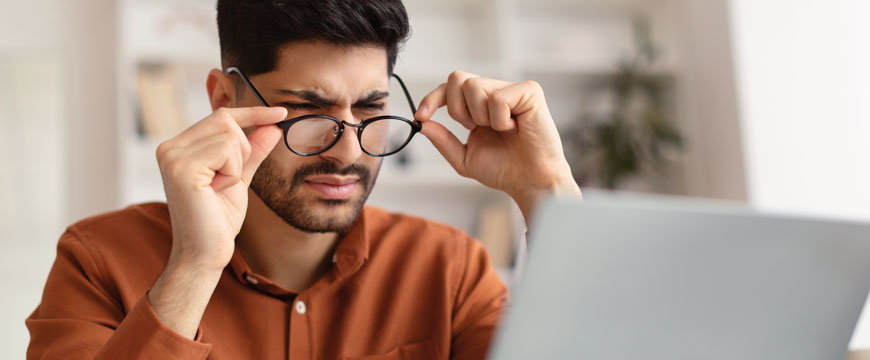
[[1, 0, 869, 358]]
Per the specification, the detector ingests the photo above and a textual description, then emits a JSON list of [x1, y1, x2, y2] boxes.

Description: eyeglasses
[[225, 67, 422, 157]]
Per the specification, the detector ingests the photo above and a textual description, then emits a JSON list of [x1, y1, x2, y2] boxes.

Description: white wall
[[671, 0, 747, 201], [1, 0, 118, 357], [730, 0, 870, 348], [0, 0, 70, 357]]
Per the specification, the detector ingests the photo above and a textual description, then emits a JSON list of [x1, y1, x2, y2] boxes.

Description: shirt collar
[[331, 206, 370, 278], [228, 207, 372, 286]]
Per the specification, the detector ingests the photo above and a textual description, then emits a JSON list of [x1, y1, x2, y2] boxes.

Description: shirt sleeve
[[449, 236, 510, 360], [25, 231, 213, 359]]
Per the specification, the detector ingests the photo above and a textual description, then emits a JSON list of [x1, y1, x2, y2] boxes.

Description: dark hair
[[217, 0, 410, 79]]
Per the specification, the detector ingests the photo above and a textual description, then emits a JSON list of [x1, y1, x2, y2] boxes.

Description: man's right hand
[[156, 106, 286, 271], [149, 106, 287, 338]]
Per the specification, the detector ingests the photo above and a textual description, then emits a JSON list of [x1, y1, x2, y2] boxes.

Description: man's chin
[[313, 198, 353, 206], [285, 193, 366, 233], [308, 195, 360, 214]]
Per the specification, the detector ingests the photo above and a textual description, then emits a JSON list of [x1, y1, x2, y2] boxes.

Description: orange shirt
[[26, 203, 508, 359]]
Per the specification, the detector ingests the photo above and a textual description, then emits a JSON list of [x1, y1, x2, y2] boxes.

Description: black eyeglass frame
[[224, 66, 422, 157]]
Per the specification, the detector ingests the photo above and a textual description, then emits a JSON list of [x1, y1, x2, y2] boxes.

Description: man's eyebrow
[[353, 91, 389, 106], [273, 89, 389, 107], [274, 89, 335, 107]]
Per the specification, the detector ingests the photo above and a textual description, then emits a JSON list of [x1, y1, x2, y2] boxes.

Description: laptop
[[489, 194, 870, 360]]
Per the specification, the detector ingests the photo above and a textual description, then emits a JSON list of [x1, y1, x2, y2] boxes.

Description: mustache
[[290, 161, 372, 189]]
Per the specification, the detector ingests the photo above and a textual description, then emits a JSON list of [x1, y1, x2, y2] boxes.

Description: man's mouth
[[303, 175, 360, 200]]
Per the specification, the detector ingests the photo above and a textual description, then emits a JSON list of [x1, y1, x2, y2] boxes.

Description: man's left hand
[[415, 71, 582, 223]]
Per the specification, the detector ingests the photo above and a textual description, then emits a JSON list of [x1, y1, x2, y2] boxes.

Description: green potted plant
[[567, 17, 683, 190]]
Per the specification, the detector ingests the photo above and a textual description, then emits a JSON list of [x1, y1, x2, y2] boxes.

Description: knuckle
[[461, 77, 478, 93], [212, 108, 236, 128], [155, 142, 178, 165], [489, 90, 508, 106], [155, 141, 170, 159], [219, 136, 238, 151], [213, 107, 231, 118], [448, 70, 466, 83], [523, 80, 544, 94]]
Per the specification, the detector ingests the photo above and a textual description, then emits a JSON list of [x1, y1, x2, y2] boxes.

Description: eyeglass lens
[[284, 117, 414, 156]]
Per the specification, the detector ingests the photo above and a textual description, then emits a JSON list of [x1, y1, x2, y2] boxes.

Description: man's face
[[240, 42, 390, 233]]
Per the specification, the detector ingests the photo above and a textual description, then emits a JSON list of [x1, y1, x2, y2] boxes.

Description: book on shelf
[[477, 202, 516, 269], [136, 62, 189, 138]]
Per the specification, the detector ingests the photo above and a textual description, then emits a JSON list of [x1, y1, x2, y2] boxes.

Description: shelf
[[120, 0, 219, 64], [517, 0, 667, 15], [522, 61, 676, 77], [393, 60, 507, 82]]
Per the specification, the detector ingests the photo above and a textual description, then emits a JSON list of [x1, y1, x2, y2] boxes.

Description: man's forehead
[[266, 42, 390, 95]]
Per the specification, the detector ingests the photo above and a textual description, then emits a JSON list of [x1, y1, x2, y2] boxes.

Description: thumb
[[241, 124, 282, 185], [419, 119, 467, 175]]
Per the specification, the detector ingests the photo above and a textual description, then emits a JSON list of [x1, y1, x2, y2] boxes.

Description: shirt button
[[245, 274, 259, 285], [295, 300, 307, 315]]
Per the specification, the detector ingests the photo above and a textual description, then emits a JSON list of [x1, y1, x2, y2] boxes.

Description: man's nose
[[318, 109, 364, 166]]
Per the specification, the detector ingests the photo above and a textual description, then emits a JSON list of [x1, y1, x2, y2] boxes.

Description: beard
[[249, 157, 377, 233]]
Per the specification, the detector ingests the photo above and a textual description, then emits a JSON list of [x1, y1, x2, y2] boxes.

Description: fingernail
[[462, 121, 475, 130], [270, 107, 286, 115], [416, 105, 428, 118]]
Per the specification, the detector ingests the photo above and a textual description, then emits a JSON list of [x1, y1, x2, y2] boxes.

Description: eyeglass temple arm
[[224, 67, 272, 108], [391, 73, 418, 117]]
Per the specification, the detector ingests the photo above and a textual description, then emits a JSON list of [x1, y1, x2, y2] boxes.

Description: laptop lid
[[489, 195, 870, 360]]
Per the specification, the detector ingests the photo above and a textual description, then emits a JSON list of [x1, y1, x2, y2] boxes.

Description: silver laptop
[[489, 194, 870, 360]]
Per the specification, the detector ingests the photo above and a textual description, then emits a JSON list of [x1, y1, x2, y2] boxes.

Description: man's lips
[[304, 175, 360, 200]]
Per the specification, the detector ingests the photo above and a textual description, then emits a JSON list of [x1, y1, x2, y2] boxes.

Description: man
[[26, 0, 581, 358]]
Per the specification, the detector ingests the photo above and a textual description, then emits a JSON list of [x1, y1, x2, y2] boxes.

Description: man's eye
[[284, 103, 318, 110], [364, 103, 385, 110]]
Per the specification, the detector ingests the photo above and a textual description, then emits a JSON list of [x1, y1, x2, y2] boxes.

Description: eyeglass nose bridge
[[326, 119, 365, 147], [332, 119, 363, 137], [339, 120, 364, 130]]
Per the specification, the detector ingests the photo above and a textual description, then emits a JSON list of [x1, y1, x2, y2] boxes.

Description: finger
[[415, 83, 447, 122], [489, 80, 550, 133], [177, 131, 240, 162], [241, 124, 283, 185], [189, 137, 245, 191], [419, 118, 467, 176], [461, 77, 492, 130], [446, 71, 477, 129], [227, 118, 253, 162], [472, 78, 517, 131], [179, 106, 287, 147], [487, 90, 516, 132], [211, 172, 240, 192], [216, 106, 288, 129]]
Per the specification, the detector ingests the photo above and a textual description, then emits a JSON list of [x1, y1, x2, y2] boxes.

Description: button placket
[[289, 295, 312, 359]]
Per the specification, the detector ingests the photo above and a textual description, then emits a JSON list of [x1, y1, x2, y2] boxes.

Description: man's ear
[[207, 68, 236, 111]]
